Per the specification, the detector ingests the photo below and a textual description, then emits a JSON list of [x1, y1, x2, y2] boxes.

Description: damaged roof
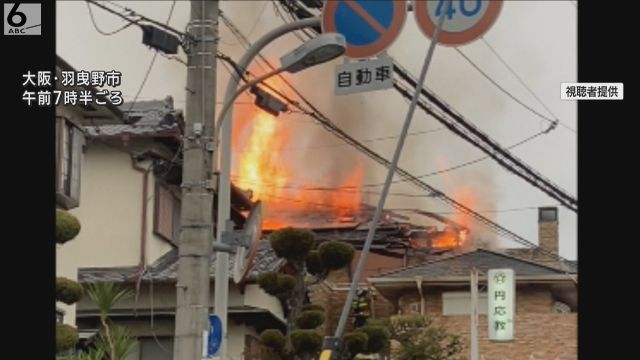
[[78, 239, 283, 284]]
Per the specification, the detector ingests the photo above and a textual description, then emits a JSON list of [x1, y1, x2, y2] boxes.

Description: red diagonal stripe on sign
[[344, 0, 387, 35]]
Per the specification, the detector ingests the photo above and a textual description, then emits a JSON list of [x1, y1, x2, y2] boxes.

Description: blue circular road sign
[[207, 315, 222, 356], [322, 0, 407, 59]]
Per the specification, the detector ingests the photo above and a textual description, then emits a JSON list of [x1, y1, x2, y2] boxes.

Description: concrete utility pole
[[174, 2, 219, 360]]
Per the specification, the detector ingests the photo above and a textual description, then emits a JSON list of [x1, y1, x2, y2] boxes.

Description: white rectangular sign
[[561, 82, 623, 100], [488, 268, 515, 341], [335, 56, 393, 95]]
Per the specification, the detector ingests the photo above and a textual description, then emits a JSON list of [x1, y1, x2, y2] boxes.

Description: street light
[[213, 17, 344, 359], [214, 32, 346, 139]]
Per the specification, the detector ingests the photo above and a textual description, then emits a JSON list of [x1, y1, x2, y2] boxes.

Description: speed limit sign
[[414, 0, 503, 46]]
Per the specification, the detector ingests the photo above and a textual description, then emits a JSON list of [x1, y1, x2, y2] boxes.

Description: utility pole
[[470, 267, 479, 360], [174, 2, 219, 360]]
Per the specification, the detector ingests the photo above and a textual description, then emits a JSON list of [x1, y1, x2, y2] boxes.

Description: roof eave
[[368, 274, 577, 284]]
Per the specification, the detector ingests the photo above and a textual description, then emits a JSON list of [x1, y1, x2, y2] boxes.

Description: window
[[56, 116, 84, 209], [56, 308, 65, 323], [154, 183, 181, 243], [409, 302, 420, 314], [442, 292, 488, 316]]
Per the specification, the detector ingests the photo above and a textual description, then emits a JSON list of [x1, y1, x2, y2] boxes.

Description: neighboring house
[[76, 241, 285, 360], [53, 62, 285, 358], [312, 207, 577, 360], [55, 55, 125, 327]]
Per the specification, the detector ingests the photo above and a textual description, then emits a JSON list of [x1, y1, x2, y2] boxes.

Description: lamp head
[[280, 33, 346, 73]]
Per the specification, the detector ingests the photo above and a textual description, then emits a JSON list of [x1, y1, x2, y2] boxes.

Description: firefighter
[[351, 288, 370, 328]]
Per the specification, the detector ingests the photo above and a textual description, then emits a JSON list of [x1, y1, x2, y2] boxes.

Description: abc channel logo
[[4, 3, 41, 36]]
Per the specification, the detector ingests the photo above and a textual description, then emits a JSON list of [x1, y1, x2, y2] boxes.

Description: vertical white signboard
[[488, 268, 515, 341]]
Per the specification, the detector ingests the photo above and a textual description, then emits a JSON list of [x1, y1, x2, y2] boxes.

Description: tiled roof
[[371, 248, 573, 280], [84, 97, 181, 137], [79, 239, 283, 283]]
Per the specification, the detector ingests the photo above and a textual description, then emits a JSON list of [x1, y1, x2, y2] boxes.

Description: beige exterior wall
[[76, 281, 279, 360], [56, 142, 174, 325], [243, 284, 285, 322]]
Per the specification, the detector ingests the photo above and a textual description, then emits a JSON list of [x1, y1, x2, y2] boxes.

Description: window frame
[[56, 116, 84, 209], [153, 181, 180, 244]]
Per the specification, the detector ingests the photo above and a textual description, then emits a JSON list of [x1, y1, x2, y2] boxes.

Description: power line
[[231, 127, 444, 153], [265, 2, 578, 212], [480, 38, 576, 133], [127, 1, 176, 113], [246, 1, 270, 40], [86, 1, 138, 36], [219, 9, 571, 263], [454, 48, 557, 125]]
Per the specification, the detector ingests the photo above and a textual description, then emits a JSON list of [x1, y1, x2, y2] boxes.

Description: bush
[[295, 310, 325, 329], [290, 330, 322, 355], [305, 250, 324, 276], [56, 209, 81, 244], [344, 332, 368, 357], [56, 277, 83, 305], [56, 323, 79, 353], [269, 228, 315, 261], [301, 303, 324, 313], [258, 272, 296, 298], [358, 325, 389, 354], [257, 272, 280, 295], [318, 240, 355, 270], [260, 329, 286, 351]]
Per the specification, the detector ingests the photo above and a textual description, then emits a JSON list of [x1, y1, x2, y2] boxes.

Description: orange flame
[[231, 76, 364, 230]]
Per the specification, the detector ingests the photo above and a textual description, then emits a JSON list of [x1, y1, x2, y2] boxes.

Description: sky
[[57, 1, 577, 260]]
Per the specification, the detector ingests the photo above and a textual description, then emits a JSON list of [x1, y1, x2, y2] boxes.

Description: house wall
[[96, 318, 250, 360], [56, 142, 174, 325], [243, 284, 285, 322], [311, 283, 575, 359], [395, 286, 576, 360]]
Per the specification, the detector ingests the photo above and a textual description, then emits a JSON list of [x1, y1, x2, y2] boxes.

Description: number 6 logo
[[414, 0, 503, 46]]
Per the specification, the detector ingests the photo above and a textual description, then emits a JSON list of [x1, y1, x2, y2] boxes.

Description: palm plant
[[85, 282, 133, 360]]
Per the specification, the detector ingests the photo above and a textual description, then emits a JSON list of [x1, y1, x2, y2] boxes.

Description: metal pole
[[213, 17, 320, 360], [173, 1, 218, 360], [332, 0, 452, 341], [470, 267, 479, 360]]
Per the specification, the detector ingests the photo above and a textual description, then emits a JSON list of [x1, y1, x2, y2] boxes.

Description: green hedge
[[295, 310, 325, 329], [56, 323, 79, 353], [56, 277, 83, 305], [318, 240, 355, 270], [56, 210, 81, 244]]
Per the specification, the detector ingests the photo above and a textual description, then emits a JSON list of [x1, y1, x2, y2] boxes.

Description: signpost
[[488, 268, 515, 341], [414, 0, 503, 46], [335, 56, 393, 95], [322, 0, 407, 59], [205, 315, 223, 358]]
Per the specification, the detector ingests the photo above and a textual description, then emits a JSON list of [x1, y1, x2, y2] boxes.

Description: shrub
[[295, 310, 325, 329], [257, 272, 280, 296], [318, 240, 355, 270], [56, 277, 83, 305], [260, 329, 286, 351], [56, 323, 79, 353], [269, 228, 315, 261], [358, 325, 389, 354], [290, 330, 322, 355], [344, 332, 368, 357], [301, 303, 324, 313], [305, 250, 324, 276], [56, 209, 81, 244]]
